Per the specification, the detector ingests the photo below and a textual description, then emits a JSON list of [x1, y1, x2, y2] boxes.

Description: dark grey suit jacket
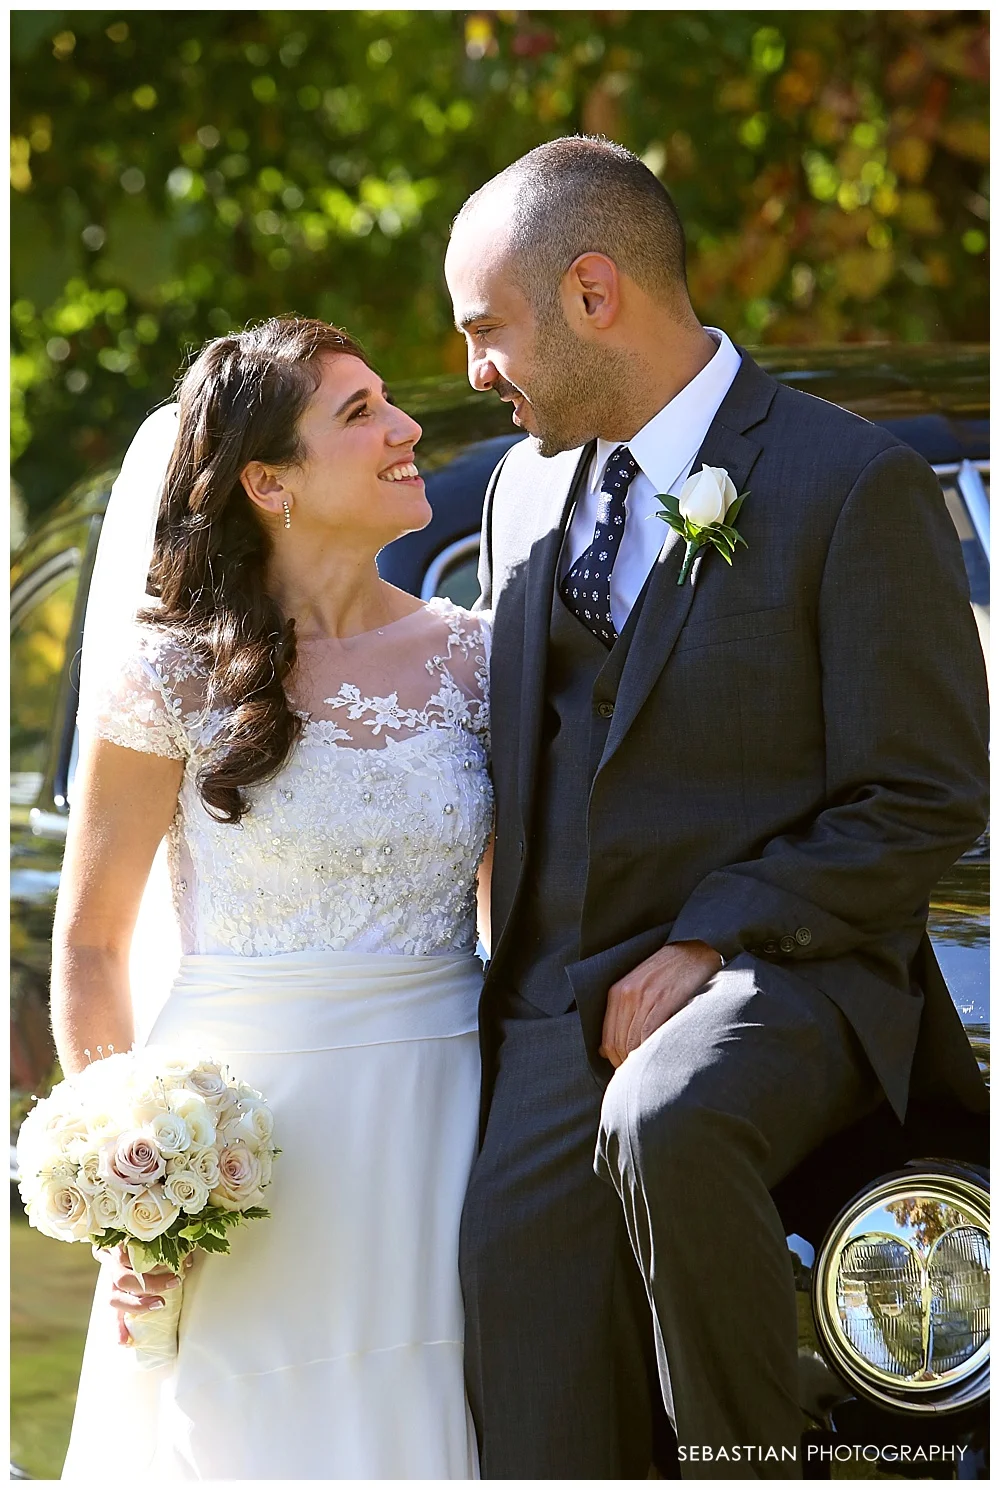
[[477, 350, 989, 1122]]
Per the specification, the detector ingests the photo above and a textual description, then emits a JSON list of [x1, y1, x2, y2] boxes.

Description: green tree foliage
[[11, 10, 989, 522]]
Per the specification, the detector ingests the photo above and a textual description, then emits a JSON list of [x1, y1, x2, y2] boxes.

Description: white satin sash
[[153, 948, 483, 1055]]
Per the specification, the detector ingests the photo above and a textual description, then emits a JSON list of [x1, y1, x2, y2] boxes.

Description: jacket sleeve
[[668, 443, 989, 964]]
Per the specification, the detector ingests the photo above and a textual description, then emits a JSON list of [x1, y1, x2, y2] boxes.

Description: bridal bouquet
[[16, 1047, 277, 1367]]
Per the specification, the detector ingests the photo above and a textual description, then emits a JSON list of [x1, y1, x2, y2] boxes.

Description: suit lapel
[[599, 353, 775, 768], [516, 443, 594, 825]]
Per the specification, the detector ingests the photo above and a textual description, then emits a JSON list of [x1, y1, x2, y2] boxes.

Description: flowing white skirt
[[61, 949, 483, 1480]]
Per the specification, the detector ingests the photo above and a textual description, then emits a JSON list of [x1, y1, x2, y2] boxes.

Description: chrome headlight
[[813, 1164, 989, 1414]]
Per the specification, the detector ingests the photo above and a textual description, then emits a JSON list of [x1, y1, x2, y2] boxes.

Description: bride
[[52, 316, 493, 1479]]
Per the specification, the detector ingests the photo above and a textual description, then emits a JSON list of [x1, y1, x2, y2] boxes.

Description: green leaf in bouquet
[[156, 1234, 182, 1270], [239, 1206, 271, 1220], [95, 1227, 127, 1250], [710, 527, 737, 552], [708, 537, 734, 564], [196, 1231, 232, 1255]]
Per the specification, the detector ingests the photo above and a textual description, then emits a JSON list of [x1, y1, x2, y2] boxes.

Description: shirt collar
[[591, 328, 743, 496]]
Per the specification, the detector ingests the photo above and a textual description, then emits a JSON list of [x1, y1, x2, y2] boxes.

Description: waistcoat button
[[597, 701, 614, 719]]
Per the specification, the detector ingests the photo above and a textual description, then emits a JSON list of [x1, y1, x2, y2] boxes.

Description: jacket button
[[795, 927, 812, 946], [779, 935, 796, 954], [764, 941, 779, 955], [596, 701, 614, 719]]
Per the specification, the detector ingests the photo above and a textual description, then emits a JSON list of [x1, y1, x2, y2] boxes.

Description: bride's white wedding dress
[[61, 597, 492, 1480]]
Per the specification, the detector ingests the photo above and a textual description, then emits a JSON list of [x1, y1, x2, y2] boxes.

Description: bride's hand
[[101, 1243, 198, 1347]]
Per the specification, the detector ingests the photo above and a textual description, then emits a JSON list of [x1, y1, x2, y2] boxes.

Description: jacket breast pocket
[[673, 602, 798, 653]]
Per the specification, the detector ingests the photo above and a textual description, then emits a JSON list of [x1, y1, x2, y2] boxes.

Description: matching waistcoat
[[506, 574, 647, 1015]]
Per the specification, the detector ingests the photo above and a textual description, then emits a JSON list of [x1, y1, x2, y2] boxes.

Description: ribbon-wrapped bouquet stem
[[16, 1047, 277, 1367]]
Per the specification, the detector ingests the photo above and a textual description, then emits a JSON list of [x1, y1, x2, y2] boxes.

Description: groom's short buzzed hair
[[455, 135, 688, 312]]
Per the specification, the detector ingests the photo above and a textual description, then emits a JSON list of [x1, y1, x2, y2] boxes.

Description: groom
[[444, 137, 989, 1478]]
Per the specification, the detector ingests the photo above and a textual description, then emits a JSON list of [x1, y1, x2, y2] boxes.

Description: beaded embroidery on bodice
[[92, 598, 493, 958]]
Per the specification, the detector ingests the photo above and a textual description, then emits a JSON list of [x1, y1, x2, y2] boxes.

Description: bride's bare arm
[[476, 831, 495, 958], [50, 738, 183, 1075]]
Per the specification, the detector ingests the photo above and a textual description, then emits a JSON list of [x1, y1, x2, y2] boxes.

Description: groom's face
[[446, 233, 604, 458]]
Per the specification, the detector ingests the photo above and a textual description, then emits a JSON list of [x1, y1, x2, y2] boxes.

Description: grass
[[11, 1208, 98, 1480]]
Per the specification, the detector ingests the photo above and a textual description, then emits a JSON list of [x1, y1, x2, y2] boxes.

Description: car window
[[935, 462, 989, 670], [939, 469, 989, 598], [421, 536, 481, 608], [10, 556, 82, 806]]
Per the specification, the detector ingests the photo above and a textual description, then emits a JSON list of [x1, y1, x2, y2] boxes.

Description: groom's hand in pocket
[[600, 940, 723, 1068]]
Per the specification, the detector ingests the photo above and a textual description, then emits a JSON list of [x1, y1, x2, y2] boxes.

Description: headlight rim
[[812, 1162, 990, 1416]]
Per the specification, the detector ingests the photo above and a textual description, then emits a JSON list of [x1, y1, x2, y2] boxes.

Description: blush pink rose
[[99, 1130, 166, 1193], [210, 1142, 263, 1212]]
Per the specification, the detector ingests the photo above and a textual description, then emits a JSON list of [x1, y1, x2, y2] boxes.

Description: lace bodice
[[92, 598, 493, 958]]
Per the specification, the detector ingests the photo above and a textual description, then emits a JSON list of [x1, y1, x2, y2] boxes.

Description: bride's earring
[[282, 500, 291, 530]]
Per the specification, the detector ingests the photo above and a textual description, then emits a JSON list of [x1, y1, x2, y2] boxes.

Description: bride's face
[[264, 353, 430, 546]]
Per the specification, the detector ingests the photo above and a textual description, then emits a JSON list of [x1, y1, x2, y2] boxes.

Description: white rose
[[30, 1178, 94, 1241], [227, 1096, 275, 1149], [677, 465, 738, 529], [45, 1109, 91, 1156], [166, 1091, 217, 1149], [185, 1062, 233, 1107], [134, 1049, 195, 1083], [90, 1185, 125, 1231], [163, 1170, 211, 1215], [187, 1146, 221, 1189], [146, 1112, 192, 1157], [75, 1150, 105, 1195], [123, 1186, 180, 1241], [125, 1082, 172, 1125], [210, 1143, 264, 1212], [85, 1109, 123, 1142]]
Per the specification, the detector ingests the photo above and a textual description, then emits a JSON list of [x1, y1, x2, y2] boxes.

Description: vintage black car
[[10, 344, 989, 1477]]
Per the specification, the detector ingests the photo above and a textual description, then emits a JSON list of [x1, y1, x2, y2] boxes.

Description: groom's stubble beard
[[518, 302, 644, 458]]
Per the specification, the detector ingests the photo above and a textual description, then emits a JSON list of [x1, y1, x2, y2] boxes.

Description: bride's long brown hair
[[140, 316, 370, 825]]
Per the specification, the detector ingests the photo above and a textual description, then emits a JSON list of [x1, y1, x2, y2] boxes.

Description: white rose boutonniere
[[655, 464, 749, 584]]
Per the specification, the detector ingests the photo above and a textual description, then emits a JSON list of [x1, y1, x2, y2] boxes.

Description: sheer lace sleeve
[[90, 629, 206, 759], [476, 610, 492, 669], [429, 602, 490, 757]]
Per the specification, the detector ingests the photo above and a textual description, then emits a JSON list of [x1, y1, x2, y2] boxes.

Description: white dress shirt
[[560, 328, 742, 632]]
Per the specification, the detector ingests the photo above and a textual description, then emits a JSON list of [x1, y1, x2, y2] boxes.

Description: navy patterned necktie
[[559, 444, 639, 647]]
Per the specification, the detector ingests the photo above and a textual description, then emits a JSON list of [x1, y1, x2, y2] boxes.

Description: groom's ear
[[562, 253, 621, 332]]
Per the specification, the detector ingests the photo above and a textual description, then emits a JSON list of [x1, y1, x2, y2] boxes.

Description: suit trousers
[[459, 954, 882, 1480]]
